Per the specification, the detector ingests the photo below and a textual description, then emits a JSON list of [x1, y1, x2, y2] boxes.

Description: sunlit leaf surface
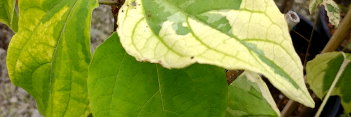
[[6, 0, 98, 116], [117, 0, 314, 107]]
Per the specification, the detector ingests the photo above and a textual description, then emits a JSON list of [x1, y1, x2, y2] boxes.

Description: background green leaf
[[6, 0, 98, 116], [226, 71, 280, 117], [307, 52, 351, 114], [0, 0, 18, 31], [309, 0, 323, 13], [308, 0, 341, 26], [117, 0, 314, 107], [89, 32, 228, 117], [323, 0, 341, 27]]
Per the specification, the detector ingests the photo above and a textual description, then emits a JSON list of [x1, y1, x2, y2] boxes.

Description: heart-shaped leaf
[[6, 0, 98, 116], [117, 0, 314, 107], [307, 52, 351, 114], [88, 32, 228, 117], [0, 0, 18, 31], [226, 71, 280, 117]]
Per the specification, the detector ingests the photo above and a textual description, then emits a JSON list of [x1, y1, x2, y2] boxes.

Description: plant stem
[[303, 16, 318, 68], [281, 100, 299, 116], [322, 7, 351, 53], [99, 0, 119, 5], [314, 58, 350, 117]]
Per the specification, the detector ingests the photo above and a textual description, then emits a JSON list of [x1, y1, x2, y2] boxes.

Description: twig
[[303, 17, 318, 68], [292, 30, 309, 42], [322, 7, 351, 53]]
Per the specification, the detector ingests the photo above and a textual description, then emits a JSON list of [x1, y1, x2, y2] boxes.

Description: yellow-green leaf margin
[[6, 0, 98, 116]]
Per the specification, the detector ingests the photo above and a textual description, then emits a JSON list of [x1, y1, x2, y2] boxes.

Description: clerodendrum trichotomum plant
[[0, 0, 315, 116]]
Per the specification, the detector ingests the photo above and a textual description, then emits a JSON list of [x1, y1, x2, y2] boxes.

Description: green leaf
[[309, 0, 323, 13], [6, 0, 98, 116], [226, 71, 280, 117], [0, 0, 18, 31], [88, 32, 228, 117], [323, 0, 341, 27], [308, 0, 341, 26], [307, 52, 351, 114], [117, 0, 314, 107]]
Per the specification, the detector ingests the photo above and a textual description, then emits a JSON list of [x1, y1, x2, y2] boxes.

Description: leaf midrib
[[47, 0, 81, 116], [109, 53, 127, 116], [155, 65, 166, 117]]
